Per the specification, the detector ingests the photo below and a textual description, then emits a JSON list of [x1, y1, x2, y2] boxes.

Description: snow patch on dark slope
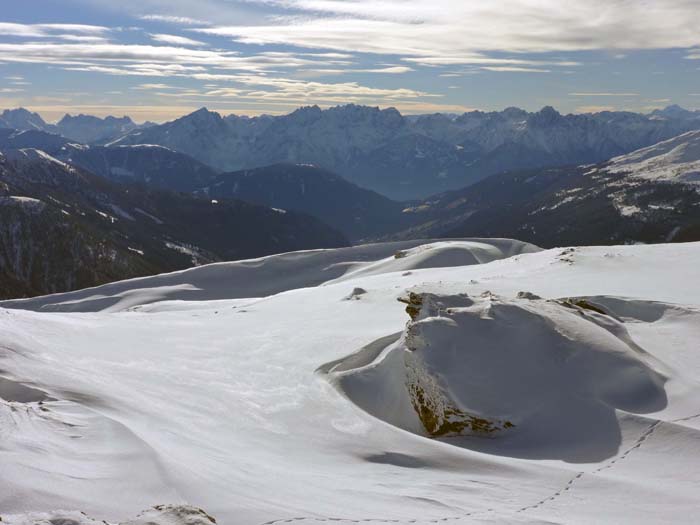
[[393, 131, 700, 247], [600, 129, 700, 185]]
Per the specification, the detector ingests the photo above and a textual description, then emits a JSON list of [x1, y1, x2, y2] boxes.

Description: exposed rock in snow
[[2, 505, 217, 525], [326, 291, 669, 462], [343, 287, 368, 301]]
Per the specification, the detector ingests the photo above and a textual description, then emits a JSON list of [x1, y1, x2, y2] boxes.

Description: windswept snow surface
[[1, 239, 537, 312], [1, 239, 700, 524]]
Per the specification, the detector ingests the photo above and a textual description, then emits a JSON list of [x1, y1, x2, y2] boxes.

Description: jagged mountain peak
[[0, 107, 48, 131], [650, 104, 700, 120], [286, 105, 324, 123], [502, 106, 529, 119], [58, 113, 135, 125], [527, 105, 563, 126], [176, 107, 224, 126]]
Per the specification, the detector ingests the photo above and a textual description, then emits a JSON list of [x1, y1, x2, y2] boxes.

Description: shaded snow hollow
[[1, 239, 700, 524]]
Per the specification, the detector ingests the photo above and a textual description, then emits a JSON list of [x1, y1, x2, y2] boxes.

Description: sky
[[2, 0, 700, 122]]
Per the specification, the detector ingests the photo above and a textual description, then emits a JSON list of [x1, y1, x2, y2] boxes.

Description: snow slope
[[1, 239, 538, 312], [603, 129, 700, 185], [1, 239, 700, 524]]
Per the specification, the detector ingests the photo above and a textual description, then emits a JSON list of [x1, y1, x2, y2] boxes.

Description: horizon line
[[1, 102, 695, 126]]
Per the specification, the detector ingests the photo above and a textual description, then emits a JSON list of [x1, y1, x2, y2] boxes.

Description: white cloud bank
[[149, 33, 206, 46], [195, 0, 700, 62]]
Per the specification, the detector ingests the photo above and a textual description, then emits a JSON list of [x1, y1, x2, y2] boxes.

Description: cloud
[[196, 0, 700, 60], [0, 42, 361, 74], [482, 66, 551, 73], [133, 83, 180, 90], [569, 92, 640, 96], [299, 65, 413, 76], [149, 33, 206, 46], [133, 70, 440, 108], [574, 105, 617, 113], [0, 22, 109, 38], [140, 15, 211, 26], [402, 56, 579, 67], [53, 35, 109, 43], [0, 39, 440, 109], [361, 66, 412, 74]]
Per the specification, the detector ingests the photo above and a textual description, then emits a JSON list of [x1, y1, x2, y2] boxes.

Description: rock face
[[54, 114, 145, 144], [0, 150, 348, 299], [112, 104, 700, 199], [0, 108, 48, 131]]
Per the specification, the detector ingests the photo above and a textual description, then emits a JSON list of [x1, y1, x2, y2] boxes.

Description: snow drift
[[324, 292, 669, 462], [0, 238, 539, 312]]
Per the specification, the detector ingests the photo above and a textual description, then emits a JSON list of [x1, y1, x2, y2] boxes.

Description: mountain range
[[0, 107, 153, 144], [2, 104, 700, 298], [5, 103, 700, 200], [110, 104, 700, 199]]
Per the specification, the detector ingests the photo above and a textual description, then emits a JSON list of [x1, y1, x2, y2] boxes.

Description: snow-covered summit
[[3, 147, 73, 170]]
